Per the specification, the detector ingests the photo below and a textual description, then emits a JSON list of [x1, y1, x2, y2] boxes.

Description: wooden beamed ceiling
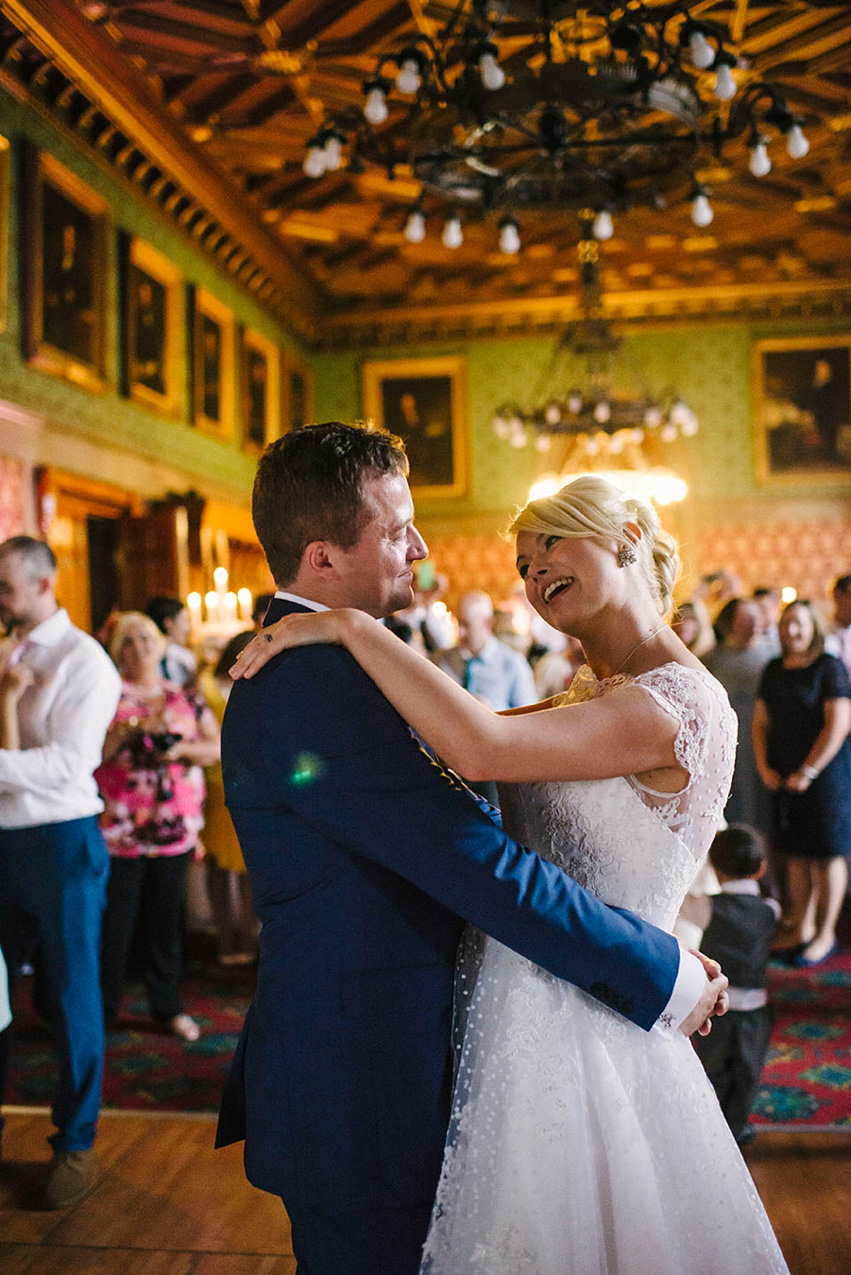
[[1, 0, 850, 348]]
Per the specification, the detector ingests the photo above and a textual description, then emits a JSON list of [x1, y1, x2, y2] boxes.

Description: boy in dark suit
[[682, 825, 780, 1145]]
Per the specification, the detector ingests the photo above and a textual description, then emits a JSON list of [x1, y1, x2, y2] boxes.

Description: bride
[[231, 476, 788, 1274]]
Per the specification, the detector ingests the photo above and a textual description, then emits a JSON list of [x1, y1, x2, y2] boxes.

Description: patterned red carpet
[[4, 949, 850, 1129], [751, 951, 851, 1132]]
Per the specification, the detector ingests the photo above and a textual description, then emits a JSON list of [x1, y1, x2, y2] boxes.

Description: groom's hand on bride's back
[[678, 950, 729, 1038]]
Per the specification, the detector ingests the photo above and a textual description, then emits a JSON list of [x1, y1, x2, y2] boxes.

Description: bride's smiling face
[[515, 530, 624, 633]]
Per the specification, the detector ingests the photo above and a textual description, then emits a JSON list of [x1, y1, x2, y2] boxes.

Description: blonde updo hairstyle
[[509, 475, 680, 619], [108, 610, 166, 673]]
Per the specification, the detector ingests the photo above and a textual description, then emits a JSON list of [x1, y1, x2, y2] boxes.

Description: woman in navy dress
[[753, 599, 851, 965]]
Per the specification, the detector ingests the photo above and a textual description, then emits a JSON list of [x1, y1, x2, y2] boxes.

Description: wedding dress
[[421, 663, 788, 1275]]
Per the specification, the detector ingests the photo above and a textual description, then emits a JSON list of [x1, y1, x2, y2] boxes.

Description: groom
[[216, 421, 726, 1275]]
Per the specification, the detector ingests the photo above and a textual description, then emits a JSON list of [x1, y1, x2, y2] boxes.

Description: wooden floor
[[1, 1108, 849, 1273]]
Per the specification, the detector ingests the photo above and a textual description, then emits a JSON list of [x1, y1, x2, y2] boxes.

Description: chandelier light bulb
[[364, 85, 389, 125], [643, 405, 663, 428], [498, 217, 521, 254], [479, 50, 506, 91], [660, 422, 678, 443], [396, 56, 421, 95], [785, 124, 810, 158], [323, 133, 343, 170], [509, 424, 528, 448], [492, 411, 510, 439], [691, 191, 714, 227], [594, 400, 612, 424], [544, 401, 562, 426], [748, 140, 772, 177], [442, 214, 463, 249], [567, 391, 583, 415], [689, 29, 715, 70], [404, 209, 426, 243], [608, 431, 625, 454], [713, 62, 736, 101], [592, 210, 614, 240], [585, 435, 601, 456], [535, 434, 552, 452], [303, 144, 327, 178]]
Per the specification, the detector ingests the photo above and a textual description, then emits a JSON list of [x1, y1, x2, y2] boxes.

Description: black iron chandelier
[[301, 0, 810, 251], [492, 222, 697, 504]]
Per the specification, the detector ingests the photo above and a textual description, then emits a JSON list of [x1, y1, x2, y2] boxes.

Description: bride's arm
[[232, 610, 679, 783]]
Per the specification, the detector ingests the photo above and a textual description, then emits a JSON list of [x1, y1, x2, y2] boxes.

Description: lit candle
[[224, 591, 238, 622], [204, 590, 219, 623], [187, 591, 202, 632], [237, 587, 253, 623]]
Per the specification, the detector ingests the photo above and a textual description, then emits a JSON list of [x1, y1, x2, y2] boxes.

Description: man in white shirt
[[437, 591, 537, 711], [0, 536, 120, 1209], [826, 573, 851, 678]]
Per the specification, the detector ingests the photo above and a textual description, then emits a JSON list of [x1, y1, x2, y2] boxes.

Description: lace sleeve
[[630, 663, 738, 859]]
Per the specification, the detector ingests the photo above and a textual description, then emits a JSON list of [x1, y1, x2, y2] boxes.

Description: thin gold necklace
[[612, 625, 666, 678]]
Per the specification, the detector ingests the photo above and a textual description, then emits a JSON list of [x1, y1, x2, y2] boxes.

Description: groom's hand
[[678, 951, 729, 1038]]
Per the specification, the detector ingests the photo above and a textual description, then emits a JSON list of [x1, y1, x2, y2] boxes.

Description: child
[[679, 824, 780, 1145]]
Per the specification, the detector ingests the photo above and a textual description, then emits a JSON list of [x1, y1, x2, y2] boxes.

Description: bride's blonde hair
[[509, 475, 680, 618]]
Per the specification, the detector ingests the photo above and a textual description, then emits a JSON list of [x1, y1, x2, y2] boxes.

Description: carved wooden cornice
[[321, 279, 851, 349]]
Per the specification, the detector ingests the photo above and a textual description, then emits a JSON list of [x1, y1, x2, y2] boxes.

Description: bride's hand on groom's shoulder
[[678, 950, 729, 1038], [229, 609, 355, 680]]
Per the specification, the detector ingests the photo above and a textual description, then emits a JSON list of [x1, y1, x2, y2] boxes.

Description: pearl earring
[[617, 547, 637, 567]]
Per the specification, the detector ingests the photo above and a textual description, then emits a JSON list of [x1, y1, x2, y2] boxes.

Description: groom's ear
[[303, 539, 341, 579]]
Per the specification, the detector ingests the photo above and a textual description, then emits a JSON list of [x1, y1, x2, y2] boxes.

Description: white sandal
[[168, 1013, 200, 1042]]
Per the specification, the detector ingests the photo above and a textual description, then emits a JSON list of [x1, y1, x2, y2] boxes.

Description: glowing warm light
[[781, 586, 797, 604], [213, 566, 229, 588], [237, 587, 253, 622], [529, 468, 688, 506]]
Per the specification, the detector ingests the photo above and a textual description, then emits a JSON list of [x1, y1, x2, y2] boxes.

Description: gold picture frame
[[0, 135, 9, 334], [282, 351, 315, 433], [192, 286, 234, 438], [124, 236, 183, 417], [241, 327, 280, 453], [363, 355, 467, 498], [753, 336, 851, 488], [24, 148, 108, 391]]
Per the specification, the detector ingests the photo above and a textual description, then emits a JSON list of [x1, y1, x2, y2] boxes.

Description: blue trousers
[[0, 816, 109, 1152], [285, 1198, 433, 1275]]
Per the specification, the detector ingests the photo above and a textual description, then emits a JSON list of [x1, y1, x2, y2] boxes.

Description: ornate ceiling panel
[[1, 1, 849, 346]]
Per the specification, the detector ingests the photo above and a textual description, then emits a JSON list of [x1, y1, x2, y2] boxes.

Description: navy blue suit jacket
[[216, 600, 681, 1210]]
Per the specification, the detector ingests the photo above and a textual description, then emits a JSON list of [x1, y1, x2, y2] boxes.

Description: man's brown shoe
[[42, 1149, 97, 1209]]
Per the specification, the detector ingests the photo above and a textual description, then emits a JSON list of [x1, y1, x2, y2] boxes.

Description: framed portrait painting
[[192, 287, 234, 438], [241, 327, 280, 452], [124, 236, 182, 417], [753, 337, 851, 487], [362, 355, 467, 498], [23, 148, 108, 390]]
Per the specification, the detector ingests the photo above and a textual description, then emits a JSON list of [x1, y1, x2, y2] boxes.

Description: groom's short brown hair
[[252, 421, 409, 586]]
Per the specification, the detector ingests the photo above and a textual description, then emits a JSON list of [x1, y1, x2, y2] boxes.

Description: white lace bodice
[[498, 662, 737, 931]]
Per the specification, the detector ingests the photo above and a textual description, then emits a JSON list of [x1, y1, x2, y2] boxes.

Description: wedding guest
[[753, 600, 851, 965], [199, 632, 257, 965], [681, 825, 780, 1146], [826, 574, 851, 678], [252, 593, 275, 631], [437, 591, 537, 711], [0, 536, 120, 1209], [145, 595, 197, 687], [703, 598, 772, 836], [753, 586, 782, 657], [96, 612, 220, 1040]]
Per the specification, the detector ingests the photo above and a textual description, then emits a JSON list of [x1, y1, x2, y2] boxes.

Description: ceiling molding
[[320, 278, 851, 348], [0, 0, 324, 342]]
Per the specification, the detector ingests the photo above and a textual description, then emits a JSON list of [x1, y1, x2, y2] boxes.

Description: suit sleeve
[[227, 646, 682, 1030]]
